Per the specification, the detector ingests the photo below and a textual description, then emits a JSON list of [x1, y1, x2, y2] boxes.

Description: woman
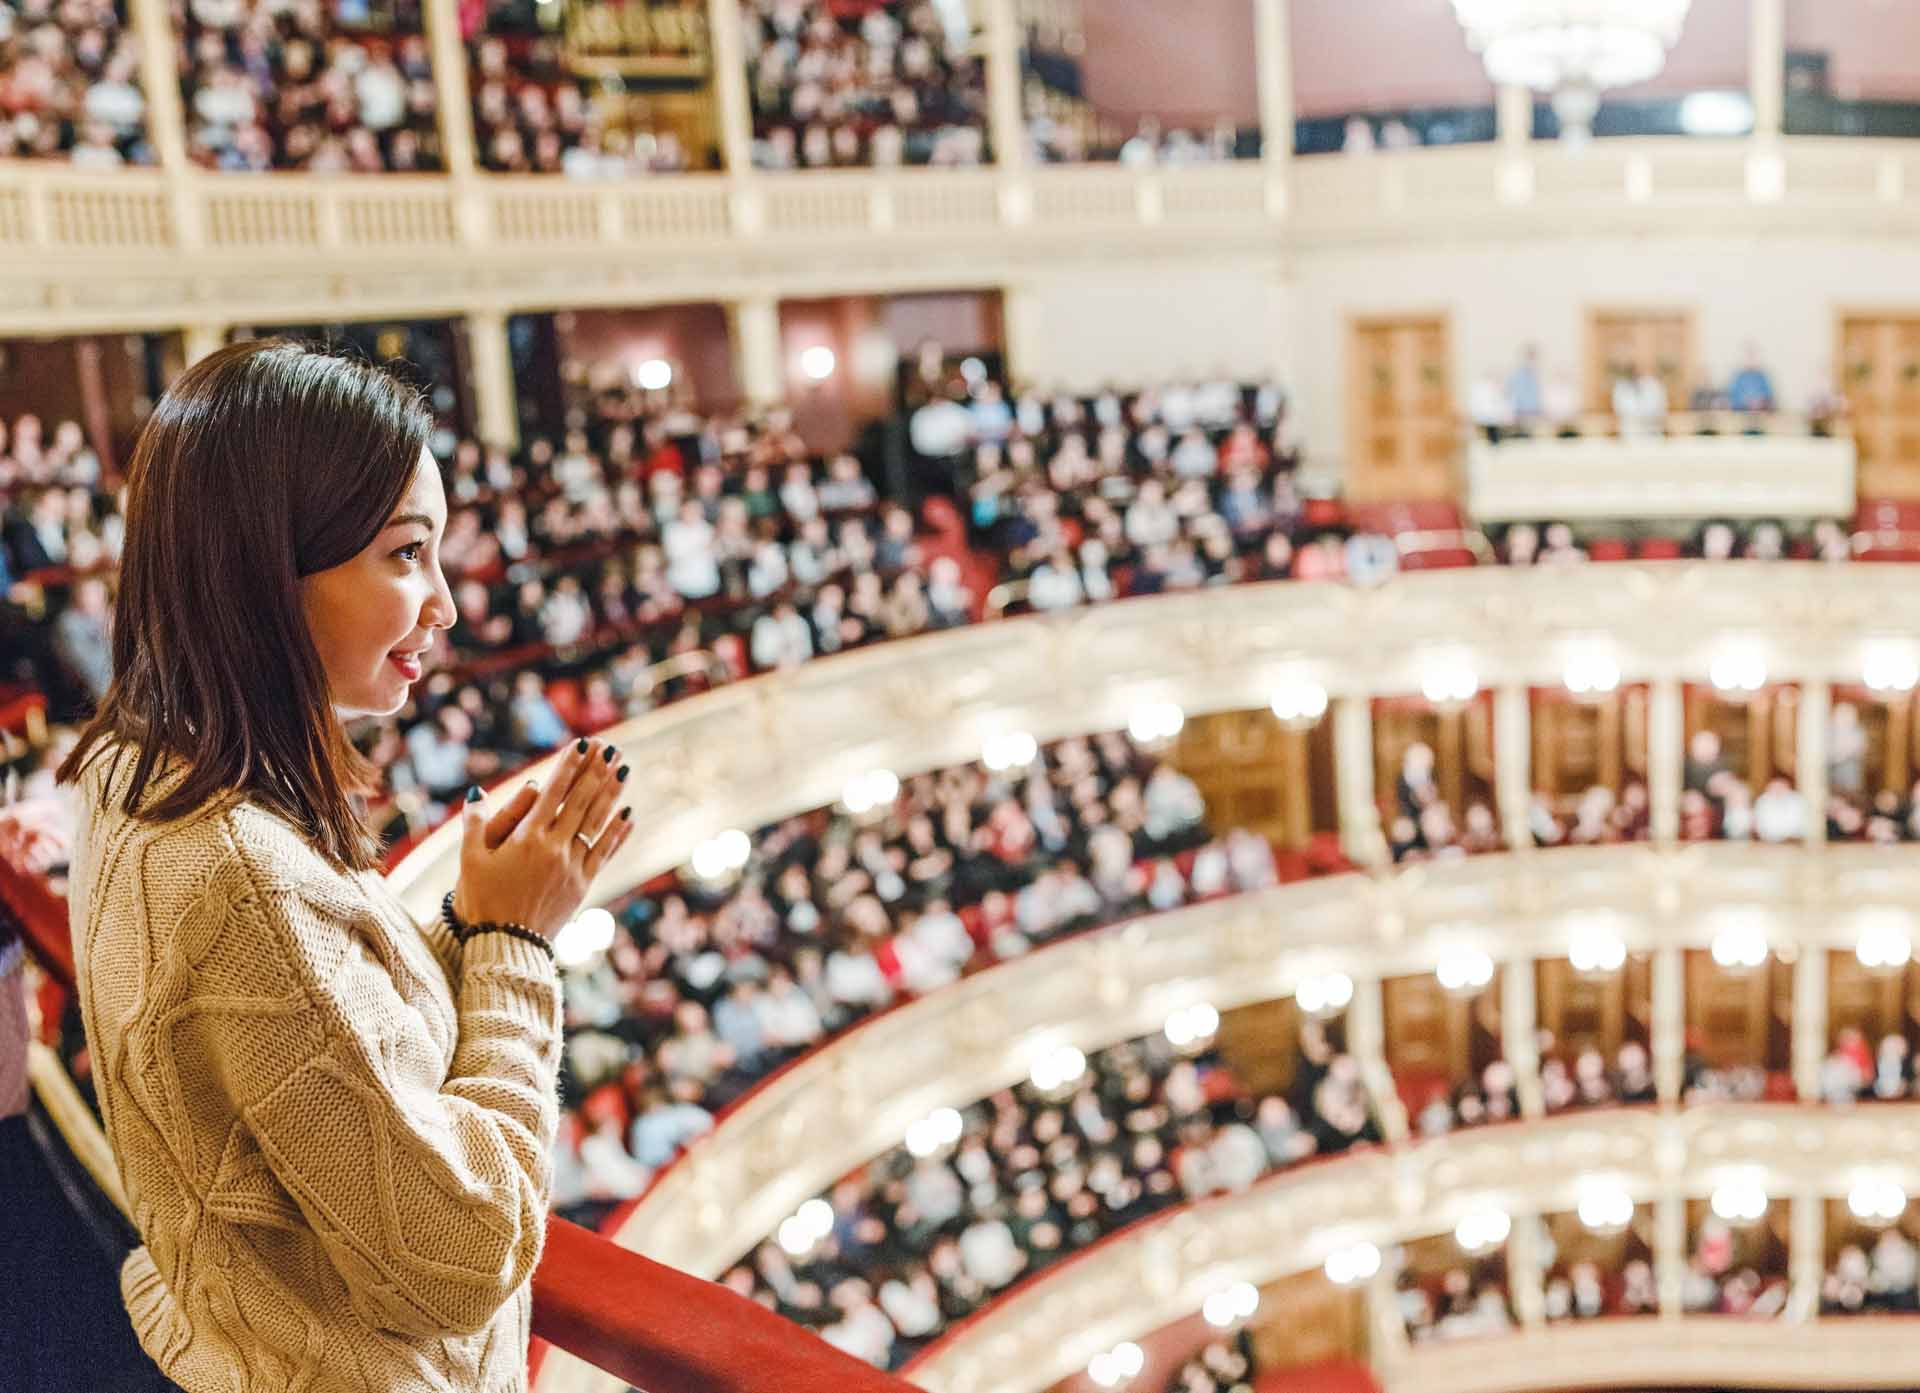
[[58, 340, 636, 1392]]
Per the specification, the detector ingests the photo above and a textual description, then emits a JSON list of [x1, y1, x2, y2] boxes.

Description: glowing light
[[1850, 1177, 1908, 1225], [1165, 1002, 1221, 1048], [842, 768, 900, 815], [1577, 1182, 1634, 1233], [1710, 924, 1768, 971], [634, 358, 673, 391], [1864, 644, 1920, 695], [553, 907, 617, 968], [905, 1107, 964, 1158], [1128, 701, 1186, 744], [1325, 1241, 1381, 1285], [1455, 1209, 1511, 1253], [1563, 647, 1621, 695], [1421, 656, 1479, 707], [690, 829, 751, 880], [1296, 972, 1354, 1016], [1568, 926, 1627, 975], [1857, 918, 1914, 971], [1710, 1171, 1768, 1223], [800, 346, 837, 382], [1270, 677, 1330, 726], [1436, 949, 1495, 994], [1202, 1281, 1260, 1328], [1709, 646, 1767, 695], [982, 730, 1038, 772], [1030, 1044, 1087, 1092]]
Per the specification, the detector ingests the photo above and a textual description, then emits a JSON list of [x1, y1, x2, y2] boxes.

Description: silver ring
[[573, 832, 593, 850]]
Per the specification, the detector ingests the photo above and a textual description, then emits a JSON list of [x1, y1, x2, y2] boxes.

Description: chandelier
[[1450, 0, 1693, 141]]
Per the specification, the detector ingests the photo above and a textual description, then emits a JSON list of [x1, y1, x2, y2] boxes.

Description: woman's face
[[301, 450, 455, 719]]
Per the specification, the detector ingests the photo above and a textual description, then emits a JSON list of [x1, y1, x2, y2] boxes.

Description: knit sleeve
[[198, 868, 563, 1339]]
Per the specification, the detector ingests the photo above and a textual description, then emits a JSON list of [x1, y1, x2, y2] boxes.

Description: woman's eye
[[395, 542, 425, 563]]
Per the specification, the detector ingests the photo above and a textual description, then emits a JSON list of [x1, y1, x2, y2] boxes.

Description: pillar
[[421, 0, 478, 177], [728, 295, 784, 410], [1792, 945, 1827, 1103], [983, 0, 1027, 174], [1366, 1256, 1413, 1373], [1334, 695, 1383, 867], [1494, 684, 1533, 852], [1788, 1191, 1824, 1323], [1652, 945, 1685, 1103], [1798, 680, 1830, 845], [1347, 976, 1406, 1142], [1750, 0, 1785, 139], [182, 324, 229, 367], [1654, 1193, 1686, 1320], [1495, 83, 1535, 203], [1503, 955, 1544, 1117], [1253, 0, 1294, 181], [465, 310, 518, 450], [1507, 1213, 1548, 1329], [1649, 679, 1683, 845], [1001, 282, 1042, 390], [126, 0, 190, 173], [707, 0, 756, 175]]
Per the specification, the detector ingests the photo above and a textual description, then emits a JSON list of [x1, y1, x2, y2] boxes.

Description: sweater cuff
[[458, 929, 562, 1028]]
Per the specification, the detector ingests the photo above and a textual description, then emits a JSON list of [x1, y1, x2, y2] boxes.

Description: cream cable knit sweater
[[66, 743, 564, 1393]]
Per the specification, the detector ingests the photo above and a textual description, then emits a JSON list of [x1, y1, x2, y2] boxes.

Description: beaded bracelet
[[462, 919, 557, 963], [441, 889, 465, 940]]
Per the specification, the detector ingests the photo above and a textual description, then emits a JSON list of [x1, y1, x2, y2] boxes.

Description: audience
[[1, 0, 153, 163], [174, 0, 443, 172], [744, 0, 986, 170], [1824, 1229, 1920, 1315], [728, 1019, 1375, 1370]]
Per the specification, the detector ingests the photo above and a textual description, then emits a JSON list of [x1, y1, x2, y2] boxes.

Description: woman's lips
[[389, 652, 422, 680]]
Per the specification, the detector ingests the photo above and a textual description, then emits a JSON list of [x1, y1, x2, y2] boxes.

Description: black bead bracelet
[[441, 889, 465, 940]]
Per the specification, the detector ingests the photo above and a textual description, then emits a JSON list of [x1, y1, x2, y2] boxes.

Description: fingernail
[[575, 738, 589, 754], [602, 745, 617, 764], [620, 807, 633, 821], [466, 786, 483, 803], [617, 765, 629, 782]]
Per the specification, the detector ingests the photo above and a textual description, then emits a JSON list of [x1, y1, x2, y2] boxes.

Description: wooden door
[[1532, 688, 1643, 804], [1839, 312, 1920, 499], [1248, 1276, 1368, 1372], [1374, 695, 1495, 821], [1685, 951, 1792, 1071], [1168, 708, 1319, 849], [1346, 314, 1456, 504], [1827, 949, 1909, 1048], [1587, 308, 1694, 415]]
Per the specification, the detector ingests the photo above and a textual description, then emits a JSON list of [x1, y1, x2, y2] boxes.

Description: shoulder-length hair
[[57, 338, 433, 871]]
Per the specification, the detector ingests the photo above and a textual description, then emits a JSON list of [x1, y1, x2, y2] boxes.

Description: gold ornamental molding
[[389, 561, 1920, 922], [10, 139, 1920, 331]]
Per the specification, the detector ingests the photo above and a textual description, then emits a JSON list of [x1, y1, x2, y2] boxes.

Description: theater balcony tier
[[8, 138, 1920, 332], [904, 1105, 1920, 1393], [388, 560, 1920, 917]]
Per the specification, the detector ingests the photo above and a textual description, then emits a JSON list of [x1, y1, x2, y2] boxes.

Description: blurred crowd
[[173, 0, 443, 171], [744, 0, 985, 169], [547, 728, 1302, 1224], [726, 1020, 1375, 1370], [1, 0, 153, 164]]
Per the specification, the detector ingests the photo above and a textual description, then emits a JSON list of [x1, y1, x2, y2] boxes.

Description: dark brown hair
[[57, 338, 433, 871]]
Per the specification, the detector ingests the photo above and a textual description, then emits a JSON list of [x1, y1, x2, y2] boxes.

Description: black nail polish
[[465, 786, 483, 803], [575, 738, 588, 754], [602, 746, 617, 764], [617, 765, 629, 782], [620, 806, 633, 820]]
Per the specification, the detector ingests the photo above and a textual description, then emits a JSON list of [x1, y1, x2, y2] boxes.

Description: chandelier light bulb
[[1563, 647, 1621, 695], [1569, 927, 1627, 975], [1437, 948, 1495, 994], [1165, 1002, 1221, 1048], [1577, 1182, 1635, 1232], [1325, 1241, 1381, 1285], [1710, 925, 1769, 971], [982, 729, 1038, 772], [1857, 918, 1914, 972], [1849, 1178, 1907, 1226], [1421, 656, 1479, 707], [1450, 0, 1693, 93], [1296, 972, 1355, 1017], [1271, 676, 1330, 725], [1710, 1172, 1768, 1224], [1128, 700, 1186, 745], [1708, 647, 1767, 695], [1864, 644, 1920, 695]]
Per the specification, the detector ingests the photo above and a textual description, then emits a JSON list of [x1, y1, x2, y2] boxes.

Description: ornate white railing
[[10, 139, 1920, 329]]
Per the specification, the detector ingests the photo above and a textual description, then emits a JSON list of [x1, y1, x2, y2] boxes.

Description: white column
[[1001, 282, 1042, 388], [1788, 1191, 1825, 1323], [1652, 945, 1685, 1103], [1649, 678, 1683, 846], [421, 0, 478, 177], [1347, 977, 1406, 1142], [1750, 0, 1786, 139], [182, 324, 229, 366], [1495, 83, 1535, 203], [707, 0, 757, 175], [1494, 684, 1533, 852], [1367, 1257, 1413, 1375], [1503, 956, 1544, 1117], [1335, 695, 1384, 867], [1654, 1193, 1687, 1320], [1253, 0, 1294, 188], [1798, 680, 1830, 845], [1792, 944, 1828, 1103], [465, 310, 518, 450], [983, 0, 1027, 174], [729, 295, 784, 410], [126, 0, 201, 251], [1508, 1213, 1548, 1329]]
